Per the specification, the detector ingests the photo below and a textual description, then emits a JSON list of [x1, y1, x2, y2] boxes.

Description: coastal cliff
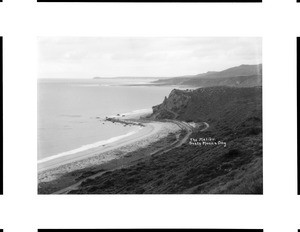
[[151, 86, 262, 125], [68, 86, 262, 194], [150, 89, 192, 120]]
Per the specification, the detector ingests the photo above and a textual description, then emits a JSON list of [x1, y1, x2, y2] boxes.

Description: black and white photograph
[[38, 37, 262, 194], [1, 0, 300, 230]]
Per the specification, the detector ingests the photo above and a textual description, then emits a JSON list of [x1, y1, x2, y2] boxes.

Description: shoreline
[[38, 118, 184, 194], [108, 108, 153, 120], [38, 108, 153, 171], [37, 128, 142, 165], [38, 122, 152, 172], [38, 119, 181, 180]]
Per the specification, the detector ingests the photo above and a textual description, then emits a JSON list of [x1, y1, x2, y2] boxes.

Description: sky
[[38, 37, 262, 79]]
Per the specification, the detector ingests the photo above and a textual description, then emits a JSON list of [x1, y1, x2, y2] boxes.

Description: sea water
[[38, 78, 174, 162]]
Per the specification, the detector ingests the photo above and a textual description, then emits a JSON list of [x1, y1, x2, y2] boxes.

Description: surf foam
[[37, 128, 141, 164]]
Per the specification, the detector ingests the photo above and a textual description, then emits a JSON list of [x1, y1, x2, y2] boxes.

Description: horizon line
[[38, 63, 262, 80]]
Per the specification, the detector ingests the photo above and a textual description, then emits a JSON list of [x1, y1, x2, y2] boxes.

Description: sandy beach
[[38, 119, 182, 185], [38, 109, 153, 172]]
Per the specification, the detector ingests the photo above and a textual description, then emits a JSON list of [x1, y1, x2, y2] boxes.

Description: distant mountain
[[199, 64, 262, 79], [93, 76, 170, 80], [153, 64, 262, 87]]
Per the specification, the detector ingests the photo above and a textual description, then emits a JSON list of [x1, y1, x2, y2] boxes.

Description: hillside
[[153, 64, 262, 87], [69, 86, 262, 194], [151, 86, 262, 123]]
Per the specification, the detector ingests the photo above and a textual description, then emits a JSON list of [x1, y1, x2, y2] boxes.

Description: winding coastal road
[[52, 120, 209, 194], [201, 122, 210, 131]]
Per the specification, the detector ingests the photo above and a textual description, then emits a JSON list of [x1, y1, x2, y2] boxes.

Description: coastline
[[38, 122, 153, 172], [38, 108, 153, 171], [37, 129, 141, 165], [38, 118, 182, 188]]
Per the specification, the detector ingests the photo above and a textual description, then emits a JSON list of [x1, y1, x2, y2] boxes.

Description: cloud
[[38, 37, 262, 78]]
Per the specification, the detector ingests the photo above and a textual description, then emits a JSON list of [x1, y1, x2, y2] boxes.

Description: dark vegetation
[[69, 86, 262, 194], [38, 132, 181, 194]]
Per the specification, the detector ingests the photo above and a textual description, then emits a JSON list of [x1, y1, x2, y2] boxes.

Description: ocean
[[37, 78, 175, 163]]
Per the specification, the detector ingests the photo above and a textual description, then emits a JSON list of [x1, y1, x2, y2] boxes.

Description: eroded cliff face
[[150, 86, 262, 124], [150, 89, 192, 120]]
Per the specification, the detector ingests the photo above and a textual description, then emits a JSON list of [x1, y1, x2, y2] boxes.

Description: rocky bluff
[[150, 89, 193, 120], [149, 86, 262, 124]]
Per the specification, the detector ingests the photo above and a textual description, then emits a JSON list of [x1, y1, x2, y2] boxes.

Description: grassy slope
[[153, 64, 262, 87], [69, 86, 262, 194]]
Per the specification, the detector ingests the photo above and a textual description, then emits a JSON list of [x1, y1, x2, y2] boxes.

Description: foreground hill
[[69, 86, 262, 194], [153, 64, 262, 87]]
